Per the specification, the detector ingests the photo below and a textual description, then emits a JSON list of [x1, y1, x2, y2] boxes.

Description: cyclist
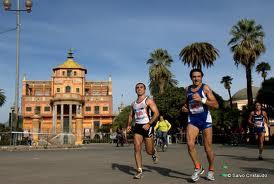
[[154, 116, 171, 148]]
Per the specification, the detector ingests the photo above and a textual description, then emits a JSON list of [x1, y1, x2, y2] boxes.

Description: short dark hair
[[135, 82, 146, 89], [254, 101, 261, 105], [189, 68, 204, 78], [254, 101, 262, 108], [254, 101, 263, 110]]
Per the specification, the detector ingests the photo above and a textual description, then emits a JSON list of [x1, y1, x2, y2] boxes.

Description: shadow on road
[[144, 164, 192, 182], [111, 163, 136, 176], [217, 154, 274, 164], [111, 163, 192, 182]]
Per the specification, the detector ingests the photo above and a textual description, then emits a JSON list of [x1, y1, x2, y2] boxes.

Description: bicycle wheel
[[162, 141, 167, 152]]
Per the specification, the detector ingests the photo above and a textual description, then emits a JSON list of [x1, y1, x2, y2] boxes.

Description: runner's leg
[[134, 134, 144, 169], [187, 124, 200, 167], [258, 132, 264, 159], [187, 124, 204, 181], [203, 127, 214, 171], [144, 137, 155, 155]]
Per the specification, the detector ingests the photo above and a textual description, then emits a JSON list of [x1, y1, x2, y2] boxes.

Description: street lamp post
[[2, 0, 32, 132]]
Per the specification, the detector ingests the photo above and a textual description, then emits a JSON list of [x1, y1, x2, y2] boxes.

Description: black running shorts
[[133, 123, 154, 138]]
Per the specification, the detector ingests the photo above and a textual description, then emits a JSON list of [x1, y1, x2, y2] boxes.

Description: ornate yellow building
[[21, 51, 113, 145]]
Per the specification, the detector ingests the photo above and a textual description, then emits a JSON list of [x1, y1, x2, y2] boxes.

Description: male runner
[[127, 82, 159, 179], [182, 69, 219, 182], [248, 102, 269, 160]]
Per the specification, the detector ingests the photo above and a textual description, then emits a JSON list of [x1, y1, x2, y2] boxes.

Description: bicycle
[[154, 132, 167, 152]]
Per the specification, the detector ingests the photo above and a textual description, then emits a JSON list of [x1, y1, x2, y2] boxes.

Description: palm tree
[[221, 76, 233, 108], [179, 42, 219, 69], [228, 19, 265, 109], [256, 61, 271, 82], [147, 49, 177, 95], [149, 72, 177, 96], [0, 89, 6, 107]]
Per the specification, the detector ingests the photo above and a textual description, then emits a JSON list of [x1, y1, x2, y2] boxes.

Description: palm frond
[[179, 42, 219, 69], [147, 49, 176, 95], [0, 89, 6, 107]]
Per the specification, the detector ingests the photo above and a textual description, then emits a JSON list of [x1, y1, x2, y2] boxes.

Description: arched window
[[67, 69, 72, 77], [65, 86, 71, 93]]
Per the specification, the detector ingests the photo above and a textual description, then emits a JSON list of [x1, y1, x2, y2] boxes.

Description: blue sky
[[0, 0, 273, 123]]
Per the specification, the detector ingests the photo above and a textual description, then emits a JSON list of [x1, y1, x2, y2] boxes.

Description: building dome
[[53, 50, 87, 73], [57, 58, 84, 69], [232, 86, 260, 101]]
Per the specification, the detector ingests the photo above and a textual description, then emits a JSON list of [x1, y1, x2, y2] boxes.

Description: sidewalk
[[0, 144, 82, 151]]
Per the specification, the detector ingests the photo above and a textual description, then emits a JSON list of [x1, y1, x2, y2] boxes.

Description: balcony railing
[[52, 93, 83, 102]]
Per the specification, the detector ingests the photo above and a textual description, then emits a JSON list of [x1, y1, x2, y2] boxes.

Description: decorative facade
[[21, 51, 114, 145]]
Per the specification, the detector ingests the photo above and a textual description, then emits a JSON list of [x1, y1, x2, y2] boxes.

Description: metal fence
[[0, 132, 118, 146], [0, 131, 272, 146], [0, 131, 74, 146]]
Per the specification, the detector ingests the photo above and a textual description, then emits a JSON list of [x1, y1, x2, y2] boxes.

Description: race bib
[[189, 101, 204, 114], [135, 108, 145, 119], [255, 121, 263, 127]]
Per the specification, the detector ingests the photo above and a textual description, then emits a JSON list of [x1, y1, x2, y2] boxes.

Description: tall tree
[[256, 61, 271, 82], [147, 48, 177, 95], [179, 42, 219, 69], [113, 106, 131, 130], [228, 19, 265, 109], [220, 76, 233, 108], [256, 77, 274, 107], [0, 89, 6, 107], [153, 86, 187, 130], [256, 78, 274, 119]]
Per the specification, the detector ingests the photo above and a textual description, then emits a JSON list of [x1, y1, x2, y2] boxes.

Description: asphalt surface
[[0, 143, 273, 184]]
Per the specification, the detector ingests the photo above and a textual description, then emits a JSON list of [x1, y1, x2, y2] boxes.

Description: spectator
[[154, 116, 171, 147], [116, 127, 124, 147]]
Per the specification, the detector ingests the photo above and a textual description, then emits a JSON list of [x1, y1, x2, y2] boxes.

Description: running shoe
[[133, 168, 143, 179], [206, 170, 215, 181], [191, 166, 204, 182]]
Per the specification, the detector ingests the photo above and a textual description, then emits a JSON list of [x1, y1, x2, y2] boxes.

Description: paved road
[[0, 144, 273, 184]]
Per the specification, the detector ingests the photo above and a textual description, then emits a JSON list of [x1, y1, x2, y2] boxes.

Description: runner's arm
[[203, 85, 219, 109], [248, 112, 254, 127], [263, 111, 269, 126], [127, 105, 134, 131], [147, 98, 159, 125]]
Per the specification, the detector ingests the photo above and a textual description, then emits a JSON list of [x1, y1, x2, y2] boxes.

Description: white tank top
[[133, 96, 150, 124]]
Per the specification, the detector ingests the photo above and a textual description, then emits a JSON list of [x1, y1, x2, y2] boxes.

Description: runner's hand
[[182, 106, 188, 112], [192, 93, 202, 102], [142, 124, 150, 131], [127, 125, 132, 132]]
